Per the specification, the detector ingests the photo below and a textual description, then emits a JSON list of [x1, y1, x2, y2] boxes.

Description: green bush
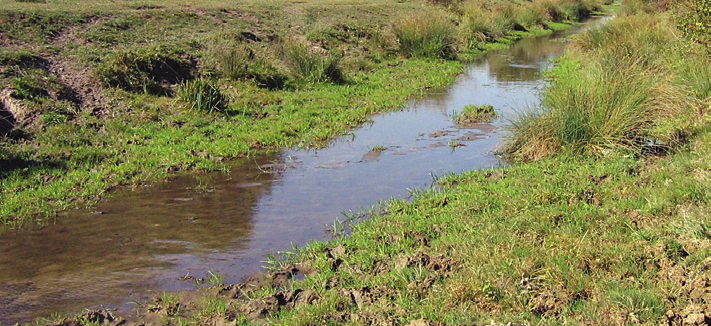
[[670, 0, 711, 50], [393, 11, 458, 59], [176, 78, 228, 113]]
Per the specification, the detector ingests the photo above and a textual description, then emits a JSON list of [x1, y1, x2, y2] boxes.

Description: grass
[[280, 39, 345, 84], [6, 0, 688, 324], [176, 78, 228, 113], [114, 119, 711, 324], [393, 10, 458, 59], [454, 104, 497, 124]]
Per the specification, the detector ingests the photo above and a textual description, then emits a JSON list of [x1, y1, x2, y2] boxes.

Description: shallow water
[[0, 22, 599, 324]]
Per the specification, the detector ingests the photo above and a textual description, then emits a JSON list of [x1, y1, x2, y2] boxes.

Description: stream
[[0, 20, 601, 324]]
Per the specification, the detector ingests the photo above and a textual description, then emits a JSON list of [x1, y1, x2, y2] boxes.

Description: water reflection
[[0, 156, 276, 323], [487, 35, 569, 82]]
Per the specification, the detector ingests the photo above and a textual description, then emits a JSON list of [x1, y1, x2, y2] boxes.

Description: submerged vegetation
[[2, 0, 711, 324]]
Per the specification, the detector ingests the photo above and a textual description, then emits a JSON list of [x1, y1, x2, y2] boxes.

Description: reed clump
[[505, 13, 707, 160]]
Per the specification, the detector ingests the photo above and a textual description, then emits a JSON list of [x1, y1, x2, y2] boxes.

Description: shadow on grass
[[0, 146, 66, 181]]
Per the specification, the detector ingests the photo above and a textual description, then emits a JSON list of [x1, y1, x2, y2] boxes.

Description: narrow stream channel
[[0, 20, 602, 324]]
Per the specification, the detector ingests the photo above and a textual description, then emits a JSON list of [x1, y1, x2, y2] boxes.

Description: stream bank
[[0, 18, 607, 325]]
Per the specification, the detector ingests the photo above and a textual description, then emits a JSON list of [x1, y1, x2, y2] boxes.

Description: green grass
[[176, 78, 228, 113], [280, 39, 345, 84], [118, 117, 711, 324]]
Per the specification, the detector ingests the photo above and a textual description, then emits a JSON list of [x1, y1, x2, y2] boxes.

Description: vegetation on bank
[[5, 0, 711, 324], [33, 1, 707, 325], [0, 0, 602, 228]]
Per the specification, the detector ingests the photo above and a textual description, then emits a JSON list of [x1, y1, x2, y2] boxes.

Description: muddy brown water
[[0, 20, 604, 325]]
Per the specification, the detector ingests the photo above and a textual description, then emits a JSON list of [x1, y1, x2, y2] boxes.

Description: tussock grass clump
[[280, 40, 345, 84], [211, 42, 254, 81], [208, 40, 289, 90], [460, 6, 509, 41], [393, 11, 458, 59], [506, 13, 706, 160], [176, 78, 228, 113], [94, 47, 195, 95]]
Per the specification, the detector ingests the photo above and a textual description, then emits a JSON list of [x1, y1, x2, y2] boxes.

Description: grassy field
[[0, 0, 604, 228], [5, 0, 711, 324], [45, 1, 708, 325]]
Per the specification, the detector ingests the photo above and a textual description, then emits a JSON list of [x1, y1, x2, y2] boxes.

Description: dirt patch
[[238, 288, 319, 319], [456, 131, 485, 142], [0, 99, 17, 134], [47, 58, 110, 116], [428, 129, 451, 138], [47, 309, 126, 326], [0, 88, 30, 127], [394, 253, 460, 275]]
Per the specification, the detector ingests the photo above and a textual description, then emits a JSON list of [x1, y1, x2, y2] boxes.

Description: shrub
[[393, 11, 458, 59], [670, 0, 711, 50], [281, 40, 345, 84], [176, 78, 228, 113]]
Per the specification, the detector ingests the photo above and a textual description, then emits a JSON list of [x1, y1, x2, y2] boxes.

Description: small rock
[[683, 313, 706, 325]]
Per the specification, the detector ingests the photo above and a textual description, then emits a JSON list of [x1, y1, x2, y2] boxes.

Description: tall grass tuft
[[281, 40, 345, 84], [176, 78, 228, 113], [208, 40, 288, 89], [212, 43, 254, 80], [393, 11, 458, 59], [505, 13, 705, 160]]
